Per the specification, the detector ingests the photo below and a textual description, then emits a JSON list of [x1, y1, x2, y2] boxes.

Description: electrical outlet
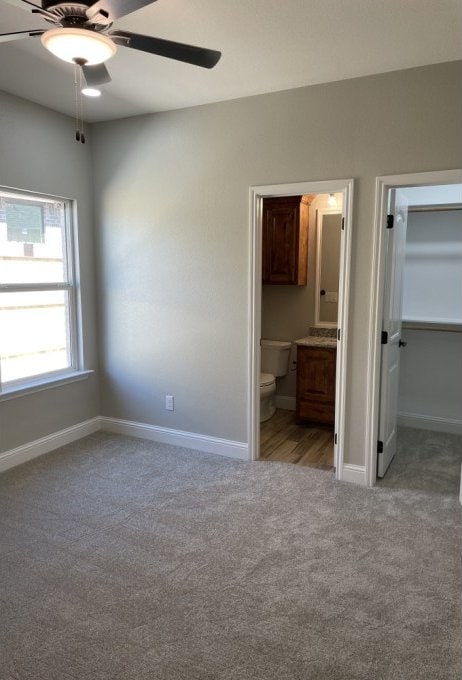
[[165, 395, 174, 411]]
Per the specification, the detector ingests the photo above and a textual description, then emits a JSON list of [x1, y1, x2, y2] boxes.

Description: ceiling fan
[[0, 0, 222, 90]]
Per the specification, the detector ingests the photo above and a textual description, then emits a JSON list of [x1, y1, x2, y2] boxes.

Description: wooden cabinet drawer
[[297, 400, 335, 424]]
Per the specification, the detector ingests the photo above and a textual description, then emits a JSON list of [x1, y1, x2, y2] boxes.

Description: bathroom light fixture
[[81, 87, 101, 97], [328, 193, 337, 207], [41, 28, 117, 65]]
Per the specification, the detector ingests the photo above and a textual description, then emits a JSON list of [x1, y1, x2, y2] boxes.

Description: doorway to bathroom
[[248, 179, 354, 482], [366, 169, 462, 493]]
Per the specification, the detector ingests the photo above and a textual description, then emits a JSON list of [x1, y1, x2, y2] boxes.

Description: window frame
[[0, 186, 81, 392]]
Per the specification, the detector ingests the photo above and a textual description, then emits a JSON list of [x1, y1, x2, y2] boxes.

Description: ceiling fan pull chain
[[78, 67, 85, 144], [73, 63, 80, 142]]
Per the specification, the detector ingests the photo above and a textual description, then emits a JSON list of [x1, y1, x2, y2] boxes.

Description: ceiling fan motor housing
[[42, 1, 93, 11], [40, 2, 111, 30]]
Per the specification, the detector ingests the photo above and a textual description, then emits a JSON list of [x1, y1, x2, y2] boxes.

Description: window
[[5, 198, 45, 244], [0, 188, 80, 389]]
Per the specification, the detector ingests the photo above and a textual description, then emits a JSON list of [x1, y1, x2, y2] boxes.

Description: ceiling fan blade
[[110, 31, 221, 69], [82, 63, 112, 87], [0, 29, 44, 43], [2, 0, 58, 21], [2, 0, 42, 10], [86, 0, 157, 25]]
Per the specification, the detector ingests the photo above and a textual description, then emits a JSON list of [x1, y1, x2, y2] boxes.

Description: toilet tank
[[261, 340, 292, 377]]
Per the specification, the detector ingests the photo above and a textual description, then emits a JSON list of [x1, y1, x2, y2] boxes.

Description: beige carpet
[[1, 429, 461, 679]]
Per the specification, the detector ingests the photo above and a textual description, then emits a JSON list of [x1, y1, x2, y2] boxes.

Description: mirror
[[315, 209, 342, 327]]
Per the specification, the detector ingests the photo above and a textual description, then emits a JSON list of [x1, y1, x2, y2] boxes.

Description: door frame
[[365, 169, 462, 487], [248, 178, 354, 480]]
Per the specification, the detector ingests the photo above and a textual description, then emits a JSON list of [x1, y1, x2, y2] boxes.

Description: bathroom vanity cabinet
[[262, 195, 312, 285], [296, 345, 336, 425]]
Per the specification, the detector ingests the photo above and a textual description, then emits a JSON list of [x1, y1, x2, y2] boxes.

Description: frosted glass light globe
[[41, 28, 116, 65]]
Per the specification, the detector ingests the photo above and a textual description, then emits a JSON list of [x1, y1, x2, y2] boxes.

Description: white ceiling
[[0, 0, 461, 122]]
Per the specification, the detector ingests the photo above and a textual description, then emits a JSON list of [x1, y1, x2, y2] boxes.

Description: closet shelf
[[402, 319, 462, 332]]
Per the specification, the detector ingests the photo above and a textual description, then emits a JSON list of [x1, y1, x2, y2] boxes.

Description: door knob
[[320, 289, 326, 296], [399, 340, 407, 348]]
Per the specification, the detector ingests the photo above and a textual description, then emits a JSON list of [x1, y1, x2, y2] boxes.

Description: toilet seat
[[260, 372, 275, 387]]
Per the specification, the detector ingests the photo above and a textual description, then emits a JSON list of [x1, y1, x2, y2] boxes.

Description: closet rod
[[408, 203, 462, 213]]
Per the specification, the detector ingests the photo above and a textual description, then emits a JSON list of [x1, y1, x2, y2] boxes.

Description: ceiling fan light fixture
[[81, 87, 102, 97], [41, 28, 117, 65]]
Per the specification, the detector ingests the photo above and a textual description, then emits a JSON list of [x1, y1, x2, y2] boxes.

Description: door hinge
[[386, 214, 394, 229], [337, 328, 341, 341], [381, 331, 388, 344], [377, 440, 383, 454], [334, 433, 338, 445], [341, 217, 345, 230]]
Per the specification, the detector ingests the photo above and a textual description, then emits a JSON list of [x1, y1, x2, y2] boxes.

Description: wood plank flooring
[[259, 408, 334, 471]]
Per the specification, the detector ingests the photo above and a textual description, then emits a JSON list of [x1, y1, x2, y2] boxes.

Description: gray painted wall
[[90, 61, 461, 466], [0, 91, 100, 452]]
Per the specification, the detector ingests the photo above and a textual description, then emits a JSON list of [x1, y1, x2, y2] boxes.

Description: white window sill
[[0, 370, 94, 402]]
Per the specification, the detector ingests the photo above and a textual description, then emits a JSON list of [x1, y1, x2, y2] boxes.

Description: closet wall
[[398, 206, 462, 431]]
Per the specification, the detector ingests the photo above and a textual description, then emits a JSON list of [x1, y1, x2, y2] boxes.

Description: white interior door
[[377, 189, 408, 477]]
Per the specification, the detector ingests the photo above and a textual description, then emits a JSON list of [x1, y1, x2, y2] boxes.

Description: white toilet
[[260, 339, 292, 422]]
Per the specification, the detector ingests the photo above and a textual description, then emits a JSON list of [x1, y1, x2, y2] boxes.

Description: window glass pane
[[6, 200, 44, 243], [0, 194, 68, 284], [0, 290, 72, 384]]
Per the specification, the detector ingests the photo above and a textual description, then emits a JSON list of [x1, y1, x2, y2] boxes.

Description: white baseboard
[[398, 412, 462, 435], [275, 395, 296, 411], [339, 463, 367, 486], [0, 417, 101, 473], [0, 416, 248, 474], [100, 417, 248, 461]]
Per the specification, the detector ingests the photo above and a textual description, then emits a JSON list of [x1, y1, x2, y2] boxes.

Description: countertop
[[294, 328, 337, 349]]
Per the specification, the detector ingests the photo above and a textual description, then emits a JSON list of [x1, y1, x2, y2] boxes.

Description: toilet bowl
[[260, 372, 276, 422], [260, 340, 292, 423]]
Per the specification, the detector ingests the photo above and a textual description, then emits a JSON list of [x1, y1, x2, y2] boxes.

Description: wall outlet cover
[[324, 291, 338, 303]]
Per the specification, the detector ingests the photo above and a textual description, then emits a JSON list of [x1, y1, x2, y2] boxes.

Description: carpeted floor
[[378, 427, 462, 495], [0, 429, 461, 679]]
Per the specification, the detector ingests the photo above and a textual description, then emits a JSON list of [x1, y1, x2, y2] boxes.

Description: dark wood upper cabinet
[[262, 195, 312, 285]]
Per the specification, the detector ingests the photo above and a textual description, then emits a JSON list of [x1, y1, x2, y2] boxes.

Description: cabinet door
[[262, 199, 300, 284], [296, 346, 336, 424]]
